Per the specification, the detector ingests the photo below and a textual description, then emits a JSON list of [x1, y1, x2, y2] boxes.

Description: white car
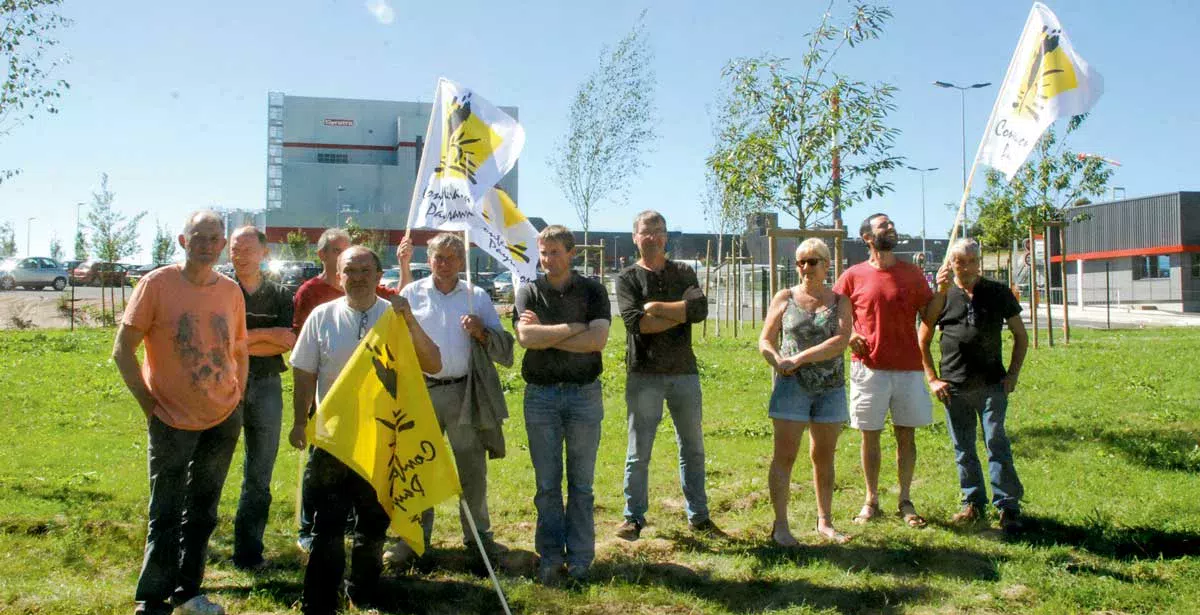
[[0, 257, 70, 291]]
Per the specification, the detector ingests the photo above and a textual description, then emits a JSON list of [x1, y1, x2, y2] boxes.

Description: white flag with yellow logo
[[408, 78, 525, 231], [979, 2, 1103, 180], [472, 188, 540, 284]]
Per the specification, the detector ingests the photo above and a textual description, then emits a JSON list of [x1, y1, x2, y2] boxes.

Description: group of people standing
[[112, 207, 1029, 615]]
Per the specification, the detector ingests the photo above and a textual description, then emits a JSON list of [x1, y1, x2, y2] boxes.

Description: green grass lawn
[[1, 323, 1198, 614]]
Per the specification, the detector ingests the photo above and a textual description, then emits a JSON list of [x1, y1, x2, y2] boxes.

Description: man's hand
[[289, 423, 308, 450], [848, 332, 869, 357], [396, 237, 413, 268], [462, 314, 486, 342], [389, 295, 413, 318], [682, 286, 705, 302], [519, 310, 541, 326], [935, 265, 952, 292], [929, 378, 952, 404], [1002, 371, 1020, 393]]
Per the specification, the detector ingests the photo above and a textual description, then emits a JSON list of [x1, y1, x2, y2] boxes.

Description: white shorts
[[848, 362, 933, 431]]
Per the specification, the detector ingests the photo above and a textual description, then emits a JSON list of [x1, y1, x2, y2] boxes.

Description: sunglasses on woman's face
[[796, 258, 824, 267]]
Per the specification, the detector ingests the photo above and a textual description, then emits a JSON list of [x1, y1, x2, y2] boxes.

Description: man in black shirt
[[919, 238, 1028, 533], [614, 211, 717, 542], [229, 226, 296, 569], [513, 224, 611, 584]]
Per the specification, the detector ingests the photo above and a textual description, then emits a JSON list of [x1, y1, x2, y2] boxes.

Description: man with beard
[[833, 213, 948, 529]]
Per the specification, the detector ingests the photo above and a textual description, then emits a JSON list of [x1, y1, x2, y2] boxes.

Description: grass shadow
[[1012, 514, 1200, 560], [590, 557, 937, 614], [746, 541, 1004, 582], [1013, 424, 1200, 472]]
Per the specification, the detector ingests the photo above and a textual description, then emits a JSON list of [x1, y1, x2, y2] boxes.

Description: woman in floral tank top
[[758, 238, 853, 546]]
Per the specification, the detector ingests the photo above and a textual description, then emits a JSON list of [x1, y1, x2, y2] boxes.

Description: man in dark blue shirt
[[919, 238, 1028, 533]]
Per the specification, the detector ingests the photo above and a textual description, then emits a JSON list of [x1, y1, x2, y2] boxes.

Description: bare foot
[[816, 525, 852, 544], [771, 525, 799, 547], [852, 502, 880, 525]]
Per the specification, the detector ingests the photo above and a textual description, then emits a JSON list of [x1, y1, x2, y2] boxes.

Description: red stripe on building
[[265, 226, 441, 245], [1051, 244, 1200, 263], [281, 141, 418, 151]]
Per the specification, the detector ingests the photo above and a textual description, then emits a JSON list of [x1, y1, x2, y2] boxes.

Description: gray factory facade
[[262, 91, 518, 259]]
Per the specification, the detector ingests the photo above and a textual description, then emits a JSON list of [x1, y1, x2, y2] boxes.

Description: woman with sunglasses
[[758, 238, 854, 545]]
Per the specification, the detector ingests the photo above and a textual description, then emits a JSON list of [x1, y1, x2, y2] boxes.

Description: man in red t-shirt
[[292, 227, 399, 552], [833, 213, 948, 529]]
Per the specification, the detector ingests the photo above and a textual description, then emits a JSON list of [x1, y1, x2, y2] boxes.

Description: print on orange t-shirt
[[833, 261, 932, 372], [122, 265, 248, 430]]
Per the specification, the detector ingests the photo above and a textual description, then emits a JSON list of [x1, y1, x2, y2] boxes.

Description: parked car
[[71, 260, 129, 287], [381, 267, 403, 291], [276, 261, 320, 293], [492, 270, 515, 303], [0, 257, 70, 291], [126, 263, 168, 286], [462, 271, 496, 299], [61, 260, 84, 284]]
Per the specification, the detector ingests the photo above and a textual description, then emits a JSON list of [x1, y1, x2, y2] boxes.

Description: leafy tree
[[0, 221, 15, 256], [73, 228, 88, 260], [708, 1, 901, 229], [151, 222, 176, 264], [1, 0, 72, 185], [48, 235, 62, 261], [971, 115, 1113, 250], [285, 228, 310, 261], [85, 174, 145, 320], [344, 217, 388, 264], [550, 13, 657, 268]]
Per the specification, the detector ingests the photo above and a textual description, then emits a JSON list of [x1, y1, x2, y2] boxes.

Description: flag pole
[[462, 499, 512, 615], [464, 228, 476, 316], [404, 78, 444, 242], [946, 6, 1038, 254]]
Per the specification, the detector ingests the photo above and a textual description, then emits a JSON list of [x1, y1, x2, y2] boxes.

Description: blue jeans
[[524, 381, 604, 571], [302, 448, 390, 615], [623, 373, 709, 525], [945, 383, 1024, 511], [233, 372, 283, 565], [135, 409, 242, 615]]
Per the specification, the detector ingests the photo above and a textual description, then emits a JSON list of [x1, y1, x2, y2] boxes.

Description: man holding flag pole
[[928, 1, 1101, 531]]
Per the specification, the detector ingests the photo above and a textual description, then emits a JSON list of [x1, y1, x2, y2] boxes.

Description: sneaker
[[999, 508, 1024, 533], [175, 594, 225, 615], [951, 503, 985, 526], [477, 539, 510, 558], [615, 519, 643, 541], [296, 535, 313, 554], [689, 518, 726, 537], [382, 541, 415, 567]]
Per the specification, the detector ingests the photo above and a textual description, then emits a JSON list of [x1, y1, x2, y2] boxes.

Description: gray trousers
[[418, 380, 491, 549]]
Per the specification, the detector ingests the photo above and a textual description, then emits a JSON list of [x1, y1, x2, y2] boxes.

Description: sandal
[[852, 502, 880, 525], [898, 500, 928, 528]]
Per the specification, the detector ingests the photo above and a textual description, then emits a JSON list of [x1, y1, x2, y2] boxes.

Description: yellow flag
[[307, 309, 460, 554]]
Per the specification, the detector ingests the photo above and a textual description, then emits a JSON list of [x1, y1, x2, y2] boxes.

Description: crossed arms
[[515, 310, 610, 353]]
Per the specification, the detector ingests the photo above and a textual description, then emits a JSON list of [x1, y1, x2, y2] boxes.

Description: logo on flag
[[307, 310, 460, 554], [476, 188, 540, 283], [979, 2, 1102, 180], [408, 78, 525, 231]]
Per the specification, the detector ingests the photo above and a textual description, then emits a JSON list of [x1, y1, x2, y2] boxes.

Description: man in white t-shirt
[[288, 246, 440, 615]]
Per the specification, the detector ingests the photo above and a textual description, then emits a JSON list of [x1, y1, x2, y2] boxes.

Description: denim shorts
[[767, 376, 848, 424]]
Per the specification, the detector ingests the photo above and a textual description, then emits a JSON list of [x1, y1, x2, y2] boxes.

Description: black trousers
[[302, 448, 390, 615]]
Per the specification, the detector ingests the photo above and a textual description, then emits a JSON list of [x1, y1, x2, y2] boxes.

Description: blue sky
[[1, 0, 1196, 261]]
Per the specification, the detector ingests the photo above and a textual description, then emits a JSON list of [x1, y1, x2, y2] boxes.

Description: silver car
[[0, 257, 70, 291]]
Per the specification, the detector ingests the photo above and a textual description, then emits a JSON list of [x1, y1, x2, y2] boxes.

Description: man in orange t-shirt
[[113, 211, 248, 615]]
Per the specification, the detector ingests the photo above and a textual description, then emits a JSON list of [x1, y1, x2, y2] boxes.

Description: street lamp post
[[933, 81, 991, 236], [26, 217, 35, 256], [905, 166, 938, 261], [335, 185, 346, 228]]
